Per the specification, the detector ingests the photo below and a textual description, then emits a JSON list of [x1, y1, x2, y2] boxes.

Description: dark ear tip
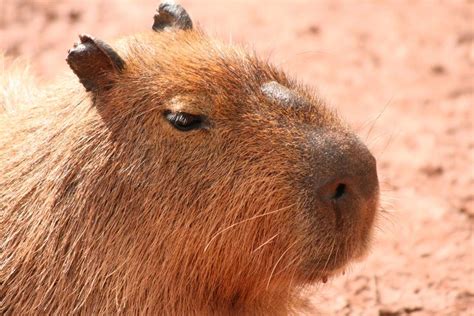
[[66, 34, 92, 58], [66, 37, 87, 60], [78, 33, 94, 43], [153, 1, 193, 31], [66, 43, 82, 63]]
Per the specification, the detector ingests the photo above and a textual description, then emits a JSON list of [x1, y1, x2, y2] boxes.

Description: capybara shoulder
[[1, 2, 379, 314]]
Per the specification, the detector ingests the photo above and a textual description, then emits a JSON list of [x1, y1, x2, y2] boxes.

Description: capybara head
[[1, 2, 379, 314]]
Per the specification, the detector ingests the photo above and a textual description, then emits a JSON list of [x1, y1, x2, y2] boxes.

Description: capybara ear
[[66, 34, 125, 92], [152, 1, 193, 31]]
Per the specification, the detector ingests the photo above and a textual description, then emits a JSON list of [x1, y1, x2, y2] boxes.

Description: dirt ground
[[1, 0, 473, 315]]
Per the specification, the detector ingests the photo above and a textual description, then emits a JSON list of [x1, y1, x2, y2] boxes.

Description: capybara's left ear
[[152, 1, 193, 31], [66, 34, 125, 92]]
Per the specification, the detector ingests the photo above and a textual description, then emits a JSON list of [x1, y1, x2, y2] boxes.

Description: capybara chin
[[0, 2, 379, 315]]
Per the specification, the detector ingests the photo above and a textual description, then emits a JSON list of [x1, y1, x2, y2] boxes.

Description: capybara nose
[[311, 132, 379, 220], [317, 169, 378, 204]]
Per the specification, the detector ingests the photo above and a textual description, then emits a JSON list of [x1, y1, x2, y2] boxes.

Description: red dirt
[[1, 1, 473, 314]]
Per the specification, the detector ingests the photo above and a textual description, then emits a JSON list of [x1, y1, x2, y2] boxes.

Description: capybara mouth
[[300, 191, 379, 283]]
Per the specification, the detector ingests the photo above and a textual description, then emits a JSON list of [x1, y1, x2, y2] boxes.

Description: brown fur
[[1, 23, 379, 315]]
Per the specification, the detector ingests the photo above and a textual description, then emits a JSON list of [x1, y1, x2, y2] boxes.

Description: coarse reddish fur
[[1, 29, 378, 314]]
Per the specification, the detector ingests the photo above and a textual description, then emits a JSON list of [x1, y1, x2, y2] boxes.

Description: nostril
[[333, 183, 346, 200], [318, 179, 350, 202]]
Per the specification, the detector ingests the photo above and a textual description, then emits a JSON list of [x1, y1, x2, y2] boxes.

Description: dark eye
[[164, 110, 207, 132]]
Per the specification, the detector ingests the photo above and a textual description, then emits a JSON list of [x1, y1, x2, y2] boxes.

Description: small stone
[[420, 165, 444, 177], [430, 64, 446, 75]]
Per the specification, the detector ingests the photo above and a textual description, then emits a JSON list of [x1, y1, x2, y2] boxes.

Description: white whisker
[[204, 204, 294, 252], [252, 233, 279, 253], [266, 240, 298, 290]]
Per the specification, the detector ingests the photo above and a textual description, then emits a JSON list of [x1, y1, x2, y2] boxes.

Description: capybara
[[1, 2, 379, 315]]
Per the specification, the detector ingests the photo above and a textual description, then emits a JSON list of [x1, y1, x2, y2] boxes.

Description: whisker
[[364, 97, 392, 141], [274, 255, 300, 277], [286, 256, 300, 303], [332, 237, 340, 277], [321, 237, 336, 273], [377, 130, 398, 160], [266, 240, 299, 290], [310, 233, 330, 270], [204, 204, 294, 252], [252, 233, 279, 253]]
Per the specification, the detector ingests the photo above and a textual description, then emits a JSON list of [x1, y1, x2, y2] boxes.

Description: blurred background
[[1, 0, 472, 314]]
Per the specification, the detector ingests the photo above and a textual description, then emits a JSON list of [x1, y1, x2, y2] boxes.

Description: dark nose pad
[[309, 132, 379, 223]]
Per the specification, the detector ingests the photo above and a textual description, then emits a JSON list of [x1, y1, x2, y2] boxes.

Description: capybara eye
[[164, 110, 206, 132]]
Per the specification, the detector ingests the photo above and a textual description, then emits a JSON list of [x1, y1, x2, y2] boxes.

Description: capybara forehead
[[117, 33, 287, 106], [124, 31, 282, 88]]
